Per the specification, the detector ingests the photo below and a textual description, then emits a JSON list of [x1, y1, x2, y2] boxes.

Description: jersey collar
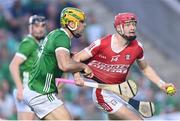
[[60, 28, 70, 38], [60, 28, 71, 46], [27, 34, 40, 45]]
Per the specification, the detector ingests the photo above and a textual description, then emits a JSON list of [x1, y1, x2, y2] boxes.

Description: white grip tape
[[158, 79, 165, 88], [84, 82, 98, 88]]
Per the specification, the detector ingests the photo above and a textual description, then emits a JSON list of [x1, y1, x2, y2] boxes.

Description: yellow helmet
[[60, 7, 86, 30]]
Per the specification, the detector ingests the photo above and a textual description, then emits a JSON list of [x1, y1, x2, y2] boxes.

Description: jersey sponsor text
[[88, 60, 129, 73]]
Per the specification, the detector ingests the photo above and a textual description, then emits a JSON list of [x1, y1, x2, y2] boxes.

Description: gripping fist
[[82, 66, 94, 78], [74, 72, 85, 87], [159, 81, 176, 96]]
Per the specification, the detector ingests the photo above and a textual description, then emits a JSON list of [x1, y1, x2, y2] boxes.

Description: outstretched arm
[[136, 59, 176, 94], [56, 49, 92, 76]]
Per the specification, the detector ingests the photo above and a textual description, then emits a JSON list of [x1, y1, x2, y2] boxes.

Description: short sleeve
[[54, 35, 71, 53], [17, 38, 36, 60], [137, 41, 145, 60], [84, 39, 101, 57]]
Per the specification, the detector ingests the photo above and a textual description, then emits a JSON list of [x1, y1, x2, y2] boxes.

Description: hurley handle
[[56, 78, 98, 88]]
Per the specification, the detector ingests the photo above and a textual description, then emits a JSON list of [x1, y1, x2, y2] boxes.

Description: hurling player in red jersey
[[73, 12, 176, 120]]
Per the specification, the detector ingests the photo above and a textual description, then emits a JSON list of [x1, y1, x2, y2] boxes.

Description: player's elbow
[[61, 67, 69, 72], [9, 62, 15, 73], [58, 63, 69, 72], [72, 55, 80, 62]]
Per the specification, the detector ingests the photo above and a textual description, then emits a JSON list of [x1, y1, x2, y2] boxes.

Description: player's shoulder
[[48, 28, 69, 40], [101, 34, 112, 41], [21, 35, 36, 45], [99, 34, 112, 45], [22, 35, 34, 41], [90, 34, 112, 48], [48, 29, 62, 37], [131, 39, 143, 48], [90, 34, 111, 50]]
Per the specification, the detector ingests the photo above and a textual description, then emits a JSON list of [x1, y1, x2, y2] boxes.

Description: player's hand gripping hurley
[[56, 78, 155, 118]]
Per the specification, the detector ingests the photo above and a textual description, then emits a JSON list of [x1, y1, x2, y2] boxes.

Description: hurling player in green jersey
[[23, 7, 93, 120], [9, 15, 47, 120]]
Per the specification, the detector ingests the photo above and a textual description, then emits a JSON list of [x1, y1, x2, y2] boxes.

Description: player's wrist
[[157, 79, 165, 88], [81, 63, 88, 71]]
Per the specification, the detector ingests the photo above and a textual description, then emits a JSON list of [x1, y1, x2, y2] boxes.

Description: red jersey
[[84, 34, 144, 84]]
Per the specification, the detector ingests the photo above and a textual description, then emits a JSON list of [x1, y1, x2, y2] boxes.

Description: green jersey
[[17, 35, 40, 86], [29, 28, 71, 94]]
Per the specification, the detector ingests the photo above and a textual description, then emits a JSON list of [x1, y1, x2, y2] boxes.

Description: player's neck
[[62, 28, 73, 39], [114, 33, 129, 47], [29, 34, 40, 44], [111, 34, 129, 53]]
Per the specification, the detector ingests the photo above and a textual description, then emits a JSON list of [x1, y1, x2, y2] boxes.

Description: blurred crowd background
[[0, 0, 180, 120]]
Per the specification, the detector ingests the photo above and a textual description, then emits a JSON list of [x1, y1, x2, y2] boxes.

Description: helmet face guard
[[29, 15, 46, 40], [60, 7, 86, 38], [114, 12, 137, 28], [114, 12, 137, 41], [29, 15, 46, 25]]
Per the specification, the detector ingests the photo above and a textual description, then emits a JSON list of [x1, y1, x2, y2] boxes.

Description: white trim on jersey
[[16, 53, 27, 60], [90, 39, 101, 52], [27, 34, 40, 45], [60, 28, 70, 38], [43, 73, 53, 93], [55, 47, 70, 53], [84, 48, 93, 57], [84, 39, 101, 57], [60, 28, 71, 46], [137, 40, 145, 61], [137, 41, 144, 49], [137, 55, 145, 61]]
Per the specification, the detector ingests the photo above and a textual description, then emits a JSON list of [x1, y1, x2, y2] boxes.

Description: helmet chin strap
[[66, 24, 82, 38], [116, 25, 136, 42], [68, 22, 78, 31], [117, 30, 136, 41]]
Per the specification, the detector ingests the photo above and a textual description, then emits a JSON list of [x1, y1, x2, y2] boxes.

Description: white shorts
[[13, 89, 33, 113], [92, 88, 128, 114], [23, 86, 63, 119]]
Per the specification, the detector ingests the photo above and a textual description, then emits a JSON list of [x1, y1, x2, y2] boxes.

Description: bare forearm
[[73, 50, 91, 62], [56, 50, 92, 76], [141, 65, 162, 86], [62, 60, 86, 73], [138, 60, 175, 93], [73, 56, 80, 62], [9, 64, 23, 89]]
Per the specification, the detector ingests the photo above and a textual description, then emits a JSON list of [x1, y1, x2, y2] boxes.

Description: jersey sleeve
[[136, 41, 145, 60], [17, 38, 36, 60], [54, 35, 71, 53], [84, 39, 101, 57]]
